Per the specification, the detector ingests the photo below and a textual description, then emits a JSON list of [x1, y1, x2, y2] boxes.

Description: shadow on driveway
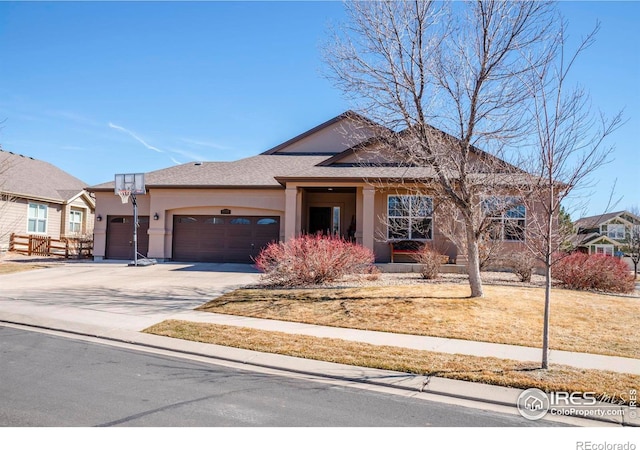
[[169, 263, 260, 273]]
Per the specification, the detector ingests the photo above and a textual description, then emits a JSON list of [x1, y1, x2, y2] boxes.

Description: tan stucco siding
[[371, 189, 462, 263], [93, 188, 285, 260], [153, 189, 285, 260], [92, 192, 152, 258], [275, 118, 378, 154], [334, 143, 398, 165]]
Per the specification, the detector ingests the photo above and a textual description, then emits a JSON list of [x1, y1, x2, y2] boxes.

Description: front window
[[607, 224, 625, 240], [594, 245, 614, 256], [387, 195, 433, 240], [483, 197, 526, 241], [69, 210, 83, 233], [27, 203, 48, 234]]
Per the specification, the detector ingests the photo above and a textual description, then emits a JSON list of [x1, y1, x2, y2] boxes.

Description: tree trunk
[[466, 224, 484, 298], [542, 259, 551, 369], [541, 195, 554, 370]]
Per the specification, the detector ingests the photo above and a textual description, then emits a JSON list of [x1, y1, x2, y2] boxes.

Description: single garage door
[[172, 215, 279, 263], [106, 216, 150, 260]]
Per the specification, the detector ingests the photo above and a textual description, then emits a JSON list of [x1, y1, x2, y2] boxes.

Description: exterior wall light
[[153, 213, 160, 220], [97, 215, 102, 222]]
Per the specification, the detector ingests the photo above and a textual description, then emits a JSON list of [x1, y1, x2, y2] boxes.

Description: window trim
[[69, 209, 83, 234], [27, 202, 48, 234], [606, 223, 625, 240], [483, 196, 526, 242], [387, 195, 433, 241], [593, 244, 614, 257]]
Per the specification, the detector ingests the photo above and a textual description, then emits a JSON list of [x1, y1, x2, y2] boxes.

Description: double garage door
[[172, 215, 280, 263]]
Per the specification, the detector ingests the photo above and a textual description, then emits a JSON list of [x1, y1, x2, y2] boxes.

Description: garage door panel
[[106, 216, 150, 260], [172, 215, 279, 263]]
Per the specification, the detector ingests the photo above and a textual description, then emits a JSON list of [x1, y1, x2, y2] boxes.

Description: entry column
[[284, 186, 299, 241], [362, 187, 375, 251]]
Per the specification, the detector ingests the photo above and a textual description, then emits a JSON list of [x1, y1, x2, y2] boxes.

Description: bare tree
[[624, 206, 640, 280], [518, 21, 624, 368], [434, 199, 505, 271], [325, 0, 558, 297]]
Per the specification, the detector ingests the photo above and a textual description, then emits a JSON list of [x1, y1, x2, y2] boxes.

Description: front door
[[309, 207, 332, 235]]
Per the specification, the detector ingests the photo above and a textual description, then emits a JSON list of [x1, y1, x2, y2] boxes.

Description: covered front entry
[[172, 215, 280, 263], [302, 188, 357, 240], [106, 216, 150, 259]]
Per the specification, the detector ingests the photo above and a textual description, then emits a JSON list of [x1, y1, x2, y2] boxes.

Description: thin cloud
[[180, 137, 231, 151], [47, 110, 101, 127], [108, 122, 164, 153], [168, 147, 209, 162]]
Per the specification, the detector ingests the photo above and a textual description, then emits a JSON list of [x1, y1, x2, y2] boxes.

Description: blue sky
[[0, 1, 637, 218]]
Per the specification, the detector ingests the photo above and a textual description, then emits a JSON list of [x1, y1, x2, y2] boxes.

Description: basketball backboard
[[115, 173, 146, 195]]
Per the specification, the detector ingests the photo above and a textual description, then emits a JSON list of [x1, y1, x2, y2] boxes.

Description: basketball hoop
[[118, 189, 132, 204], [114, 173, 146, 267]]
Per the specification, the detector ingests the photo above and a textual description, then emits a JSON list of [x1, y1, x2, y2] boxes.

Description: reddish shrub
[[553, 253, 634, 293], [254, 234, 375, 286]]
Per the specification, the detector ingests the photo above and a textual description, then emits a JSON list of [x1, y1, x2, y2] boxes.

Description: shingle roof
[[574, 211, 626, 230], [275, 164, 439, 181], [0, 149, 90, 203], [89, 155, 331, 190], [87, 111, 535, 191], [89, 154, 535, 191]]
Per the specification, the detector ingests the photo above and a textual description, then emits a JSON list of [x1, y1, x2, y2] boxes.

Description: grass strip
[[144, 319, 638, 405], [196, 284, 640, 359]]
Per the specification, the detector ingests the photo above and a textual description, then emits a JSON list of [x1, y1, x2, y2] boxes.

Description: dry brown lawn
[[196, 284, 640, 359], [0, 262, 48, 275], [144, 319, 639, 404]]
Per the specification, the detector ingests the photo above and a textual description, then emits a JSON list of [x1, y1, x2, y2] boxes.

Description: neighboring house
[[88, 111, 532, 263], [0, 149, 96, 252], [571, 210, 640, 257]]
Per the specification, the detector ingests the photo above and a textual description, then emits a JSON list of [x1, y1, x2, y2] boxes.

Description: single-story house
[[88, 111, 531, 263], [571, 210, 640, 257], [0, 148, 96, 252]]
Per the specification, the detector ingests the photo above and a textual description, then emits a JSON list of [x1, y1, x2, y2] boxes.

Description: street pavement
[[0, 260, 638, 427]]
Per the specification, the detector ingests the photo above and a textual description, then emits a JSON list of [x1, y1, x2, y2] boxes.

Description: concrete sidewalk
[[169, 310, 640, 375]]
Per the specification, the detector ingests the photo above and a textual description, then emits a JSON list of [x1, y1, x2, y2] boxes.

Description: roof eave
[[89, 184, 284, 192], [1, 191, 65, 205]]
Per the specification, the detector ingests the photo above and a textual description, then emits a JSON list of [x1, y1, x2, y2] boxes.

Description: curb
[[1, 312, 638, 427]]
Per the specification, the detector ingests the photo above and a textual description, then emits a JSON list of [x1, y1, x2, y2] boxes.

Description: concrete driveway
[[0, 261, 260, 331]]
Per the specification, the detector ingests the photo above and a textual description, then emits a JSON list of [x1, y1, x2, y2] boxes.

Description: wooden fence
[[9, 233, 93, 259]]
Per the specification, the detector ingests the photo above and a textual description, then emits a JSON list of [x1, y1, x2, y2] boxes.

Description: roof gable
[[574, 211, 639, 230], [581, 235, 623, 246], [317, 126, 521, 174], [261, 111, 384, 156]]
